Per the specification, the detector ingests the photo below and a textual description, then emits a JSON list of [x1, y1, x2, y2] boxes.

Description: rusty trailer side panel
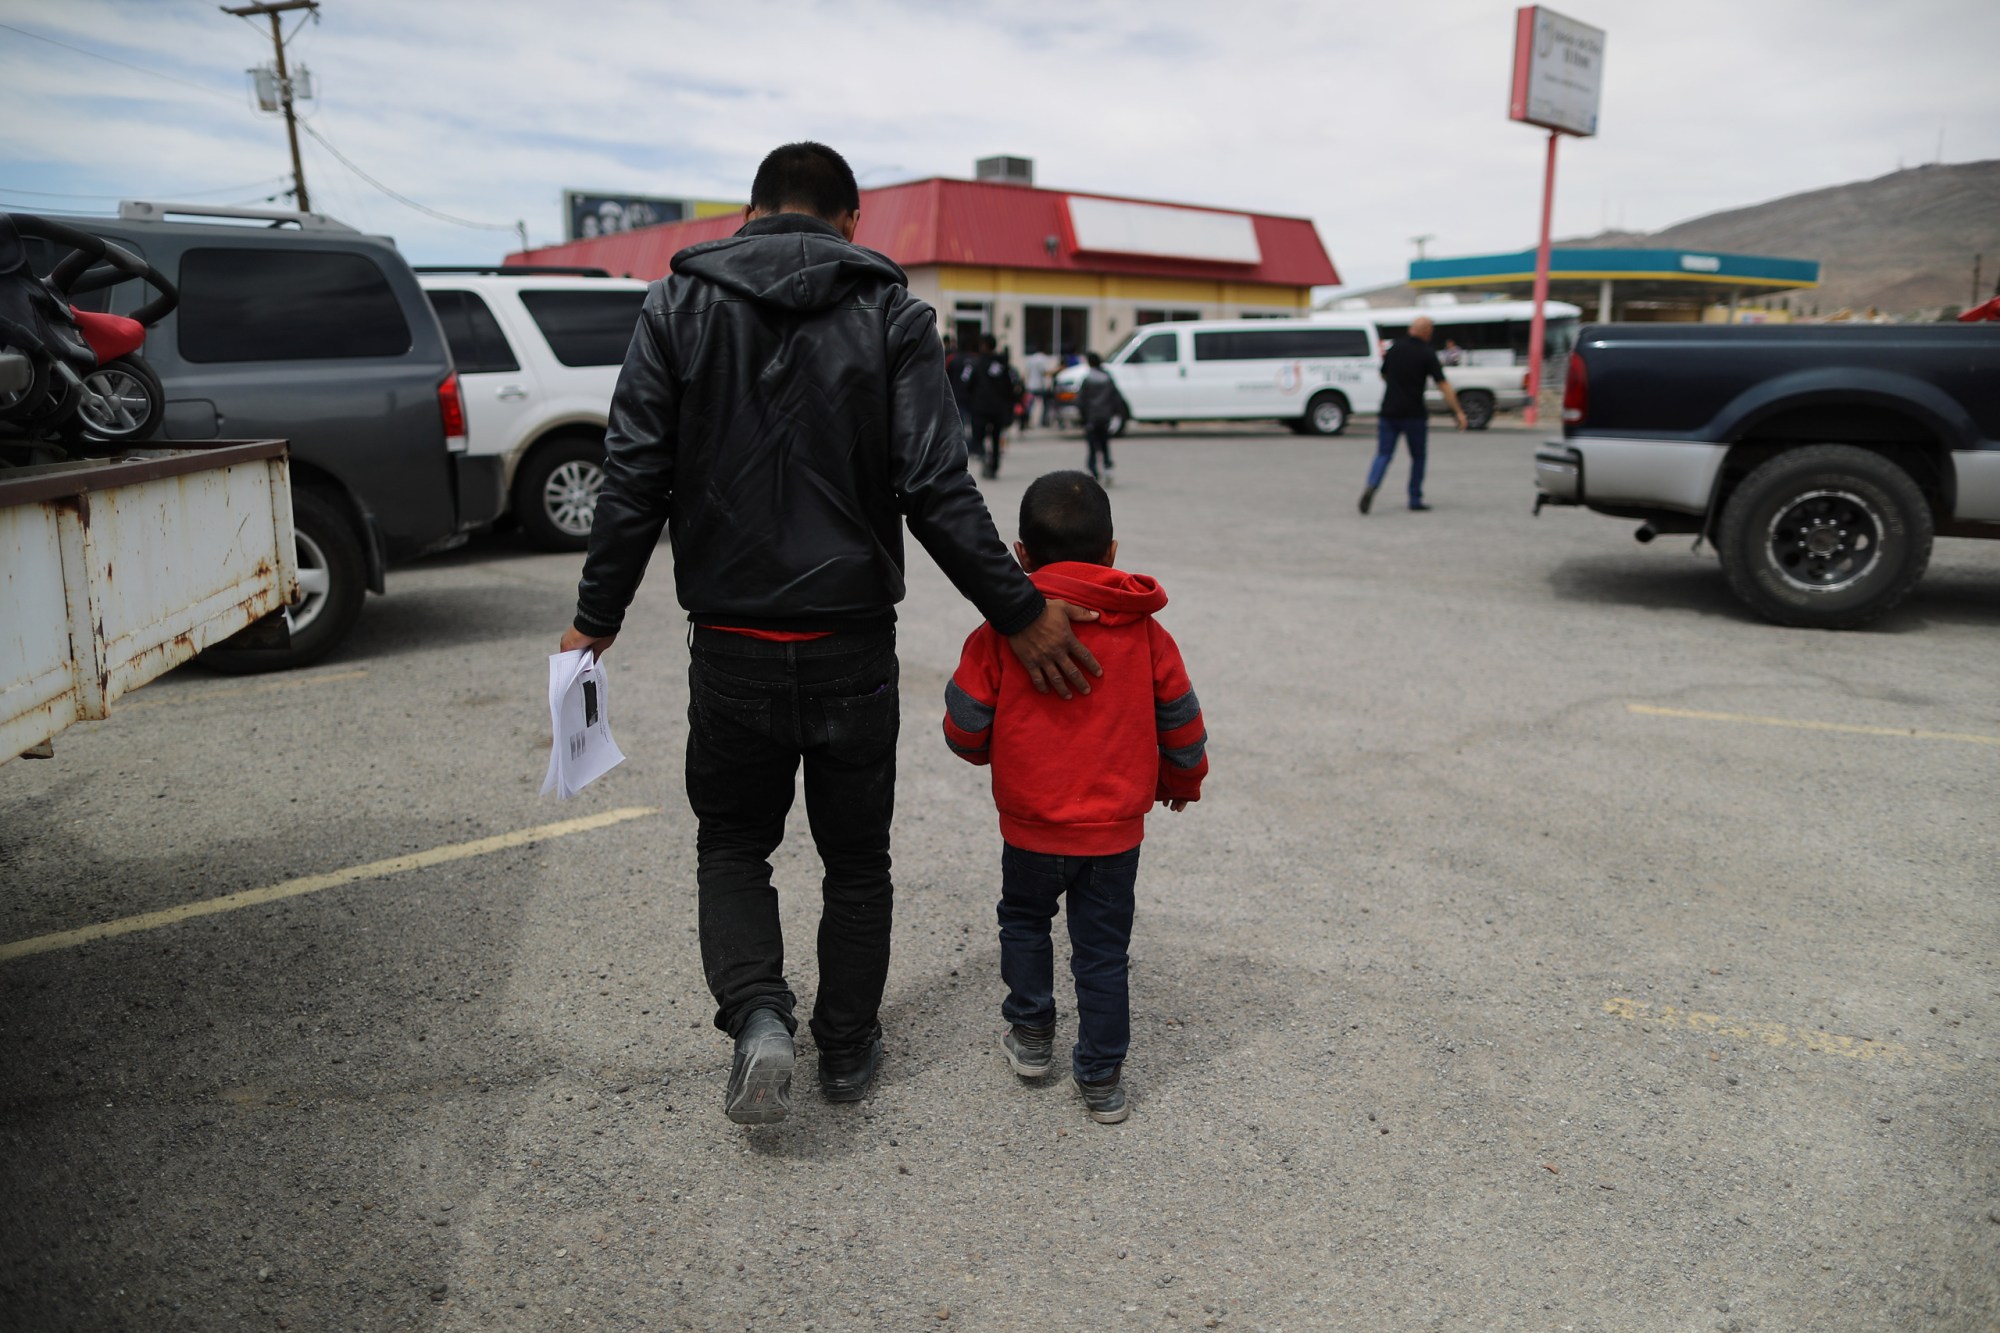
[[1, 443, 297, 763]]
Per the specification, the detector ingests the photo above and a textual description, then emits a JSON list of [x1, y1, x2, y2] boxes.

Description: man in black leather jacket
[[559, 142, 1099, 1125]]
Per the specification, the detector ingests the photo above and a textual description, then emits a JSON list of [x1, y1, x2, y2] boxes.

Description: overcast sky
[[3, 0, 1996, 294]]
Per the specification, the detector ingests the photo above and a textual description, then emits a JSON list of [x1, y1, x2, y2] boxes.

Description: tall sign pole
[[1508, 6, 1605, 426], [222, 1, 321, 212], [1525, 130, 1559, 426]]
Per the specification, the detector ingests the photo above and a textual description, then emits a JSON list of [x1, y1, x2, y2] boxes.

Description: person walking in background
[[969, 335, 1016, 480], [1359, 315, 1467, 514], [1076, 351, 1128, 485], [1023, 346, 1059, 429], [558, 142, 1102, 1126], [947, 334, 982, 468], [942, 471, 1208, 1124]]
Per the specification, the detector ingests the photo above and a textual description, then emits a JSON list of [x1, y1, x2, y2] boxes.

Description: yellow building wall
[[923, 266, 1308, 354]]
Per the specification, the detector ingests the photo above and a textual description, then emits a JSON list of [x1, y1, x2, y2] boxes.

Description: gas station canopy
[[1410, 246, 1820, 319]]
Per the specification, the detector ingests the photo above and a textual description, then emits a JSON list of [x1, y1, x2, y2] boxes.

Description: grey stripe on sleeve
[[1155, 689, 1201, 732], [1160, 729, 1208, 770], [946, 735, 988, 758], [945, 679, 996, 733]]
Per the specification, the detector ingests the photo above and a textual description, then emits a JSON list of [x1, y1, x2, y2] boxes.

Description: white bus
[[1317, 300, 1583, 429]]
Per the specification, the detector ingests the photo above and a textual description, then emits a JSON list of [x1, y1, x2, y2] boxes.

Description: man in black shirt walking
[[1360, 315, 1466, 513]]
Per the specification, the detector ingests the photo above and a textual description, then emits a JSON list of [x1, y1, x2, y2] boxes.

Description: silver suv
[[417, 268, 648, 551]]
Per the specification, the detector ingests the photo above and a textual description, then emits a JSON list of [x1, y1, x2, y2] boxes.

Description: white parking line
[[1628, 703, 1999, 747], [0, 806, 657, 963]]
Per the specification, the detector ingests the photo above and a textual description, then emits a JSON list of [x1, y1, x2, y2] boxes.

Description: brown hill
[[1561, 159, 2000, 315]]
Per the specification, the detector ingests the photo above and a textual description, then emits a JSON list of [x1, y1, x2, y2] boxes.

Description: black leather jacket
[[573, 214, 1043, 638]]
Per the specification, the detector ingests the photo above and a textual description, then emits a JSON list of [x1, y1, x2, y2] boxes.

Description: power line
[[299, 123, 518, 234], [0, 21, 240, 105], [0, 177, 292, 202]]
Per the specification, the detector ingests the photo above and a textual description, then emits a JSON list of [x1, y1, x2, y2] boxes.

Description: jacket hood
[[671, 213, 907, 313], [1029, 563, 1167, 625]]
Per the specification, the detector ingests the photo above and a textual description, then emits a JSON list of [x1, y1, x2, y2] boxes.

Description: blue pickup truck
[[1533, 323, 2000, 628]]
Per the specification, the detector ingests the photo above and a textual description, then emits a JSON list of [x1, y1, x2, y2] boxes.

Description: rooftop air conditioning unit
[[975, 156, 1034, 187]]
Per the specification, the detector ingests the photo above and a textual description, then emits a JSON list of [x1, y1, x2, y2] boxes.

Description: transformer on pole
[[222, 0, 321, 212]]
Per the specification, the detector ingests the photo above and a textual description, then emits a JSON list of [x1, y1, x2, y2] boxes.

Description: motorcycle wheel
[[75, 353, 164, 443]]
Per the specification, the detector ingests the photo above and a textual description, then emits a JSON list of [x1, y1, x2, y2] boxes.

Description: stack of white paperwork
[[542, 648, 626, 799]]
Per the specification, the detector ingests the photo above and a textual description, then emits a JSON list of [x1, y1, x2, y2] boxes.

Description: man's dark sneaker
[[1358, 486, 1376, 514], [1408, 501, 1433, 511], [722, 1008, 793, 1125], [1075, 1069, 1129, 1124], [819, 1032, 883, 1102], [1002, 1024, 1055, 1079]]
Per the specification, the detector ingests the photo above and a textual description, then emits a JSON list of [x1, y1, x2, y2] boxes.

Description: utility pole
[[222, 0, 320, 212], [1409, 234, 1435, 261]]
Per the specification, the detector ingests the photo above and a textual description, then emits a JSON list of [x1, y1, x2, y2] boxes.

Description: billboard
[[564, 192, 687, 241], [1509, 7, 1606, 137]]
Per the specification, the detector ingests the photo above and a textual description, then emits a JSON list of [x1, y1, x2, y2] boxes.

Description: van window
[[426, 290, 520, 374], [179, 248, 411, 362], [1128, 331, 1179, 364], [520, 289, 644, 367], [1194, 328, 1371, 361]]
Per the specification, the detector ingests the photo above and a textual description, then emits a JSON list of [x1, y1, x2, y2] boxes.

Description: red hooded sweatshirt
[[943, 562, 1208, 856]]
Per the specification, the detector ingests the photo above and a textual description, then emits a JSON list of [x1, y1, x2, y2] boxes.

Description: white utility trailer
[[2, 442, 297, 764]]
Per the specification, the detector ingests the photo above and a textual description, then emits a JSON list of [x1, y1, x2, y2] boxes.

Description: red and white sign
[[1510, 6, 1606, 138]]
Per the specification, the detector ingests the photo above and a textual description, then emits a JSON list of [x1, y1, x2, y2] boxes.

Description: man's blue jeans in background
[[1367, 415, 1429, 505], [997, 843, 1140, 1082]]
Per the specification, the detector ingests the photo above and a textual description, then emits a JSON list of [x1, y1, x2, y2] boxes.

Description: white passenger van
[[1054, 318, 1382, 436]]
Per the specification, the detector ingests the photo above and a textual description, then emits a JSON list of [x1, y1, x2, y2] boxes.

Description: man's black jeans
[[997, 842, 1140, 1082], [686, 627, 899, 1056]]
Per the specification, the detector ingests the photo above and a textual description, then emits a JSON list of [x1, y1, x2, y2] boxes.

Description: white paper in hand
[[541, 648, 626, 799]]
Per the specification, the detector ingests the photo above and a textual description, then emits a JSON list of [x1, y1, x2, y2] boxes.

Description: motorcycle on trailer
[[0, 212, 179, 462]]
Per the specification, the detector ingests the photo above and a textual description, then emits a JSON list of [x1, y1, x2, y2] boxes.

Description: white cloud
[[3, 0, 1996, 287]]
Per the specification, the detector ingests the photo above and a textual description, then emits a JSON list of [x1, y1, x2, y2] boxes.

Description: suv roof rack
[[413, 265, 615, 278], [117, 200, 357, 232]]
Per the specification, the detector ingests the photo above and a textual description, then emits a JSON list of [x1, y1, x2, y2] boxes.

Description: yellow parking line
[[1602, 997, 1962, 1071], [119, 668, 370, 712], [0, 806, 657, 964], [1628, 703, 1999, 747]]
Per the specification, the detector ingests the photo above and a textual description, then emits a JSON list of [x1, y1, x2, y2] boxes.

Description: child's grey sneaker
[[723, 1008, 794, 1125], [1075, 1070, 1129, 1124], [1002, 1023, 1055, 1078]]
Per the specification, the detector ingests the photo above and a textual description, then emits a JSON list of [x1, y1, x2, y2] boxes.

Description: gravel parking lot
[[3, 422, 1995, 1331]]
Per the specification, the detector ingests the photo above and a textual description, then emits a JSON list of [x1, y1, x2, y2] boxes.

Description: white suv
[[417, 268, 648, 550]]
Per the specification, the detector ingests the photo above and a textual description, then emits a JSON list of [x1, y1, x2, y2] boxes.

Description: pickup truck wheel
[[516, 435, 606, 552], [1304, 393, 1349, 436], [1458, 390, 1495, 431], [199, 488, 366, 674], [1717, 445, 1932, 629]]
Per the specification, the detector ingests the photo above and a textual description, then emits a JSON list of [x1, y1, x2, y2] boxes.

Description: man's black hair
[[1085, 351, 1103, 367], [749, 142, 861, 221], [1019, 470, 1113, 567], [980, 333, 998, 353]]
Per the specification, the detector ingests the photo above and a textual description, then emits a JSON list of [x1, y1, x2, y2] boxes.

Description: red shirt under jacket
[[943, 562, 1208, 856]]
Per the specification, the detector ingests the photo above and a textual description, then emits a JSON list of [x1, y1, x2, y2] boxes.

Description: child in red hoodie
[[942, 471, 1207, 1123]]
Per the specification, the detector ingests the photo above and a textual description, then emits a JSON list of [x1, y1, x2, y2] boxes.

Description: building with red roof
[[509, 160, 1338, 360]]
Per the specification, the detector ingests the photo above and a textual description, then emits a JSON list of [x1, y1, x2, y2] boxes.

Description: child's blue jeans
[[997, 842, 1140, 1082]]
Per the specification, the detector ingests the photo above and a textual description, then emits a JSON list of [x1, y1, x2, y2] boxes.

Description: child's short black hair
[[1019, 470, 1113, 566]]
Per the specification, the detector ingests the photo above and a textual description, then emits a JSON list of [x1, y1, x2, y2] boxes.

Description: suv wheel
[[1304, 393, 1349, 436], [1458, 389, 1495, 431], [201, 488, 367, 673], [1716, 445, 1932, 629], [516, 434, 606, 552]]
